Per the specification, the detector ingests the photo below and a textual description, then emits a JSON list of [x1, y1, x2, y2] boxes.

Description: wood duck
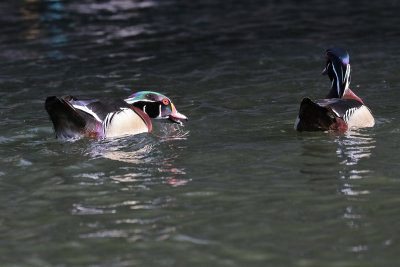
[[294, 48, 375, 132], [45, 91, 188, 139]]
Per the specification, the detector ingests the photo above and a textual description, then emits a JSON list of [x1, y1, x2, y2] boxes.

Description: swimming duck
[[45, 91, 188, 139], [294, 48, 375, 131]]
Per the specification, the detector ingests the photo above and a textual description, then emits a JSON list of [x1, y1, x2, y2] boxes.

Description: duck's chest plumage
[[101, 107, 150, 137], [70, 98, 151, 138]]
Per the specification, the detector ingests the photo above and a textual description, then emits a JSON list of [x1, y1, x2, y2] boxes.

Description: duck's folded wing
[[315, 98, 363, 118], [69, 98, 131, 122]]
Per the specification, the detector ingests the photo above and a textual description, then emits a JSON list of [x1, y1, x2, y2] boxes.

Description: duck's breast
[[103, 108, 150, 138], [345, 105, 375, 128]]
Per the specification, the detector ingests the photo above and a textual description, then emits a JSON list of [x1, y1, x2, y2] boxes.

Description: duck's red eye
[[162, 98, 169, 105]]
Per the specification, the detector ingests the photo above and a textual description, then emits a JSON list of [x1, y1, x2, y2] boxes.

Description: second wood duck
[[294, 48, 375, 131]]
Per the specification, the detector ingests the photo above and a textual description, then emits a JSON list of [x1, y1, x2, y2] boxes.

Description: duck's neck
[[325, 87, 340, 99], [326, 86, 364, 104]]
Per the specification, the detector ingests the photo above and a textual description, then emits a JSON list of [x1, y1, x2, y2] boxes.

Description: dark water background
[[1, 0, 400, 265]]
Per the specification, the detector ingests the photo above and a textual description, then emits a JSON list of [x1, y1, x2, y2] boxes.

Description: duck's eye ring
[[162, 98, 169, 105]]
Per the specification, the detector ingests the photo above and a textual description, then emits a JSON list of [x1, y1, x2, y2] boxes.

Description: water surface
[[1, 0, 400, 265]]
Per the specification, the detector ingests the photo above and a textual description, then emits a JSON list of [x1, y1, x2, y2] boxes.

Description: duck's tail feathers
[[295, 98, 347, 131], [45, 96, 86, 139]]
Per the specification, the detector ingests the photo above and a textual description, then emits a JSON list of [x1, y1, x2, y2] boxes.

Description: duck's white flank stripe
[[343, 107, 358, 124], [103, 111, 116, 136], [331, 63, 341, 97], [72, 104, 102, 122]]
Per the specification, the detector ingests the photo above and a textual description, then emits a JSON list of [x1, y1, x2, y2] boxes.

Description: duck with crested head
[[294, 48, 375, 132], [45, 91, 188, 140]]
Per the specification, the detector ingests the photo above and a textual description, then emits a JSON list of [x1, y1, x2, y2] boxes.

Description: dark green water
[[1, 0, 400, 266]]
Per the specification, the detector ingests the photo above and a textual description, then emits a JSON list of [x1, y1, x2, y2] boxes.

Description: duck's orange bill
[[170, 103, 188, 121]]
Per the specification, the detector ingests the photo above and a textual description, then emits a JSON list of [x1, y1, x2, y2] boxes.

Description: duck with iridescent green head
[[45, 91, 188, 140]]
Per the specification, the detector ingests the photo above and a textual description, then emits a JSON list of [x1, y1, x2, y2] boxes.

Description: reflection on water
[[89, 124, 189, 164], [334, 131, 376, 196], [335, 131, 376, 253], [71, 127, 188, 242], [335, 131, 376, 167], [299, 131, 376, 182], [336, 131, 376, 195], [68, 0, 157, 14], [20, 0, 158, 47], [102, 143, 154, 164], [299, 130, 377, 250], [336, 131, 375, 194], [79, 125, 189, 194], [20, 0, 41, 40]]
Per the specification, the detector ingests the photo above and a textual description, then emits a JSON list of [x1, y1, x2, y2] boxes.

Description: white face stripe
[[327, 62, 334, 88], [124, 98, 157, 104], [72, 104, 102, 122], [342, 65, 351, 95], [331, 63, 341, 97], [345, 64, 350, 90]]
